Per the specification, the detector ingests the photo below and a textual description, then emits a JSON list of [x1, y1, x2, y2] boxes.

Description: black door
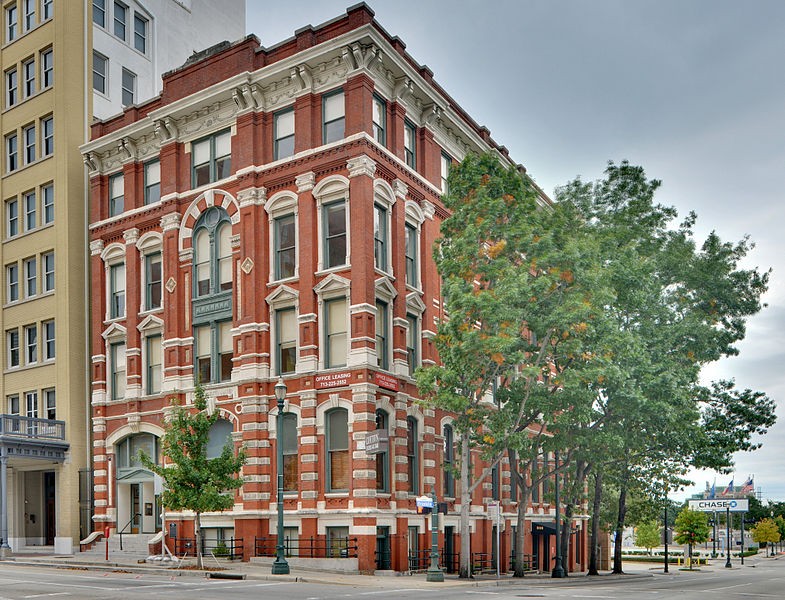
[[44, 472, 55, 545], [375, 526, 391, 570], [444, 525, 456, 573]]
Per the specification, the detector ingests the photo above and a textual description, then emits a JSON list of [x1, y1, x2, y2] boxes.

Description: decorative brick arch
[[178, 189, 240, 252]]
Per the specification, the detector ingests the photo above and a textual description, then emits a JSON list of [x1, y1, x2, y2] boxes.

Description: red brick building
[[82, 4, 587, 574]]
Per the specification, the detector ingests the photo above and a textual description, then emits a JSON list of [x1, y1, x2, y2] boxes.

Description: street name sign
[[688, 499, 749, 512]]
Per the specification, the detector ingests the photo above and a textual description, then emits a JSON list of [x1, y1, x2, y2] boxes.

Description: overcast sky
[[246, 1, 785, 503]]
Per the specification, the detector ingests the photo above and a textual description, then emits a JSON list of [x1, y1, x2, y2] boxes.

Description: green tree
[[140, 384, 246, 568], [752, 517, 781, 556], [555, 161, 772, 574], [674, 508, 710, 569], [635, 520, 661, 555], [418, 153, 605, 578]]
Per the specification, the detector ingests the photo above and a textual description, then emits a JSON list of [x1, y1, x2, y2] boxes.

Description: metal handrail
[[118, 512, 141, 551]]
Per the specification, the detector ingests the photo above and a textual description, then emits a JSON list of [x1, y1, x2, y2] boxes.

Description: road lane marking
[[23, 594, 70, 599]]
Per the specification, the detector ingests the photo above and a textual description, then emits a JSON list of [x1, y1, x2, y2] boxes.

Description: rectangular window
[[195, 325, 211, 383], [41, 116, 53, 156], [113, 1, 126, 39], [144, 160, 160, 204], [43, 319, 54, 360], [25, 391, 37, 418], [276, 308, 297, 375], [219, 321, 232, 382], [322, 90, 344, 144], [44, 388, 55, 420], [327, 526, 350, 557], [23, 190, 36, 231], [23, 0, 34, 31], [146, 335, 161, 394], [92, 0, 105, 26], [372, 94, 386, 146], [22, 58, 35, 98], [6, 133, 18, 172], [7, 263, 18, 302], [109, 263, 125, 318], [41, 183, 53, 224], [6, 5, 17, 42], [406, 314, 419, 376], [23, 256, 36, 297], [92, 51, 107, 94], [109, 172, 124, 216], [23, 124, 35, 164], [41, 48, 53, 88], [133, 13, 147, 53], [5, 68, 17, 107], [405, 223, 418, 287], [192, 130, 231, 187], [6, 198, 18, 237], [441, 152, 452, 193], [111, 342, 126, 400], [7, 329, 19, 368], [42, 0, 52, 21], [282, 413, 298, 492], [323, 200, 346, 269], [273, 108, 294, 160], [404, 120, 416, 169], [325, 297, 347, 369], [121, 67, 135, 106], [443, 425, 455, 497], [8, 393, 19, 415], [373, 203, 387, 272], [274, 213, 295, 280], [42, 250, 54, 291], [327, 410, 349, 492], [145, 252, 162, 310], [407, 417, 419, 493], [375, 300, 389, 370], [24, 324, 37, 364]]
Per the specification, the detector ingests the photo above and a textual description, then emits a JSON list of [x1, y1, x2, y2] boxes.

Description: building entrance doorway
[[44, 471, 55, 545]]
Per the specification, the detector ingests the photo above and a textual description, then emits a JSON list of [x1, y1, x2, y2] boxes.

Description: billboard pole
[[725, 505, 732, 569]]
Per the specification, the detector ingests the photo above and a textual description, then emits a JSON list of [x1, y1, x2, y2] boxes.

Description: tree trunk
[[588, 469, 603, 575], [195, 511, 203, 569], [459, 431, 471, 578], [561, 502, 574, 575], [612, 485, 627, 574], [507, 448, 531, 578]]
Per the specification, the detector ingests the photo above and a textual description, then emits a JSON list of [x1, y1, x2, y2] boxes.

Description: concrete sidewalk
[[3, 550, 778, 589], [0, 550, 658, 589]]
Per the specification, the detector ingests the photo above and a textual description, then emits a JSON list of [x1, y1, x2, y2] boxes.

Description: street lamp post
[[271, 377, 290, 575], [724, 505, 732, 569], [711, 511, 717, 558], [426, 485, 444, 582], [551, 450, 566, 578]]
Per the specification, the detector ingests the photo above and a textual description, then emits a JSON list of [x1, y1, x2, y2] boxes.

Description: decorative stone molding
[[295, 172, 316, 193], [89, 239, 105, 256], [240, 257, 254, 274], [421, 200, 436, 220], [118, 137, 137, 161], [83, 152, 102, 173], [154, 117, 179, 143], [160, 213, 181, 232], [392, 179, 408, 199], [123, 228, 139, 245], [238, 186, 267, 208], [347, 155, 376, 179], [165, 277, 177, 293]]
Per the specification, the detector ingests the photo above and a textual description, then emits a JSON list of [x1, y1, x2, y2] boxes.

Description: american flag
[[740, 477, 754, 494]]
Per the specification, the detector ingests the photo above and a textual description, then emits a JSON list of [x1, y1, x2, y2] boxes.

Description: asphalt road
[[0, 558, 781, 599]]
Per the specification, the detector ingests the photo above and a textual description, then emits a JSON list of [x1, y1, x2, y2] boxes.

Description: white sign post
[[488, 502, 501, 578]]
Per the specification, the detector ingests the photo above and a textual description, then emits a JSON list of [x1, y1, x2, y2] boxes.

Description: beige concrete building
[[0, 0, 244, 554]]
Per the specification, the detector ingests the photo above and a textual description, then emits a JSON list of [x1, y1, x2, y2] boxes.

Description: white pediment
[[138, 314, 165, 332], [313, 273, 351, 295], [406, 291, 427, 314], [101, 322, 127, 341], [266, 284, 299, 305], [375, 276, 398, 301]]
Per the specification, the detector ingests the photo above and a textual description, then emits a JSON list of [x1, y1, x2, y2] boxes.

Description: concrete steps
[[80, 534, 153, 562]]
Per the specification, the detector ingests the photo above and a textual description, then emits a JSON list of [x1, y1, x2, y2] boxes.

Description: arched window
[[192, 206, 232, 298], [116, 433, 159, 469], [207, 418, 233, 459], [443, 424, 455, 497], [375, 409, 389, 493], [407, 416, 418, 494], [326, 408, 349, 492], [282, 413, 298, 492]]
